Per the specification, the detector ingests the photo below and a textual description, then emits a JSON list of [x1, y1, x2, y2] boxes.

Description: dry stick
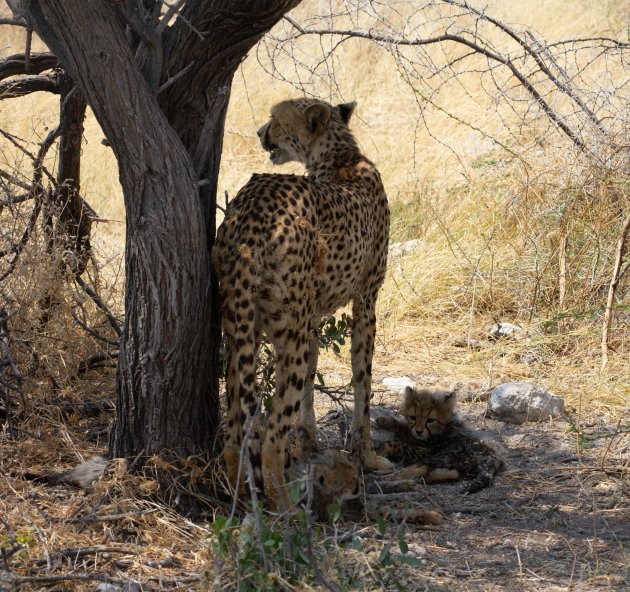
[[50, 509, 156, 524], [31, 546, 137, 566], [601, 211, 630, 368], [75, 275, 123, 337]]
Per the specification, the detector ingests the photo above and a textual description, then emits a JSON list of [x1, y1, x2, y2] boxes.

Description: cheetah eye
[[408, 416, 416, 422], [426, 418, 435, 424], [318, 475, 325, 485]]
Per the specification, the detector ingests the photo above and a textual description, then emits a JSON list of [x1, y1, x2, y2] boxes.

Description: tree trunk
[[9, 0, 301, 460]]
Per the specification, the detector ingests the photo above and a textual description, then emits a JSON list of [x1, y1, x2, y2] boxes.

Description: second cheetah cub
[[376, 387, 505, 494]]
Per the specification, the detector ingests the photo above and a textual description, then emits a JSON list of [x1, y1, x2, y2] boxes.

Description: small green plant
[[234, 313, 352, 410], [209, 509, 327, 591], [566, 414, 591, 450], [208, 508, 421, 591], [368, 514, 423, 589], [319, 313, 351, 356]]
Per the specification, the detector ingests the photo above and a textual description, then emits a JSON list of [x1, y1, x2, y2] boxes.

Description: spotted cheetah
[[212, 98, 391, 508], [375, 387, 505, 494]]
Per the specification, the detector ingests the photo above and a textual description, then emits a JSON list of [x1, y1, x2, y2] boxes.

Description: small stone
[[388, 239, 424, 259], [382, 376, 415, 393], [490, 322, 525, 340], [488, 382, 564, 424], [519, 350, 539, 365]]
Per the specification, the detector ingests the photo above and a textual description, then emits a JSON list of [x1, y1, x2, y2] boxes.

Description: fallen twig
[[50, 509, 157, 524]]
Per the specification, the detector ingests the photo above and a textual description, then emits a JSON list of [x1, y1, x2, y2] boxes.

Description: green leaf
[[327, 503, 341, 523], [397, 555, 424, 567], [398, 538, 409, 555], [375, 514, 386, 536]]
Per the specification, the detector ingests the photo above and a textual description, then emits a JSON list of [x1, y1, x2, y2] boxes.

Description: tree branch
[[0, 51, 58, 80], [282, 16, 588, 150], [0, 73, 59, 99]]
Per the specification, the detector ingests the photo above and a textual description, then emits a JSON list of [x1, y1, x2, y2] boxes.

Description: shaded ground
[[1, 367, 628, 591], [313, 383, 629, 592]]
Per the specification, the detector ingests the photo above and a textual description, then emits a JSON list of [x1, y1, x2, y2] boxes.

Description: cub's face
[[402, 387, 456, 440], [313, 449, 362, 503]]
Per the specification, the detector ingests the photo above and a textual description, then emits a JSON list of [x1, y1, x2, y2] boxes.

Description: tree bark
[[11, 0, 216, 455], [8, 0, 302, 460]]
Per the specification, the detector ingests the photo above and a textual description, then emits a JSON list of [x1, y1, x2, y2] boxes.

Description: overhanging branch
[[282, 16, 587, 151]]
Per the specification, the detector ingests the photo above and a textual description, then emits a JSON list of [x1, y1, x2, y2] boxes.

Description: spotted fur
[[375, 387, 505, 494], [212, 98, 391, 508]]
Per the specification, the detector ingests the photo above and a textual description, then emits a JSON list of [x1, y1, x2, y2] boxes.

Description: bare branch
[[0, 73, 59, 99], [75, 275, 123, 338], [282, 15, 588, 150], [0, 52, 58, 80], [0, 17, 28, 27]]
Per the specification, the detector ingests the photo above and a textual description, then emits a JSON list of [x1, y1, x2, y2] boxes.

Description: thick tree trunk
[[9, 0, 302, 461], [12, 0, 216, 456]]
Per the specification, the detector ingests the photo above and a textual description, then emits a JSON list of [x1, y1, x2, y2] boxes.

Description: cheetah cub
[[287, 449, 362, 521], [375, 387, 504, 494]]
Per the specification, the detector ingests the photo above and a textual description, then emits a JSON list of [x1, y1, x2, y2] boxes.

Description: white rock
[[488, 382, 564, 424], [382, 376, 415, 393], [490, 322, 525, 340], [388, 239, 424, 259]]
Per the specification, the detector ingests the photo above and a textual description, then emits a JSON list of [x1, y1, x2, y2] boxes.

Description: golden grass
[[0, 0, 627, 422]]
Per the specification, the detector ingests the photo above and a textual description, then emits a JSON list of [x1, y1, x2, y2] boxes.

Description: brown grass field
[[0, 1, 628, 590]]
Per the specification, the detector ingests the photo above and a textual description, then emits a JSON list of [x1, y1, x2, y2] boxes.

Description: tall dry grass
[[0, 0, 628, 420]]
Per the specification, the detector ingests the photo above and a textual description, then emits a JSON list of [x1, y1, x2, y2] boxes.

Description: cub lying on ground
[[375, 387, 505, 494]]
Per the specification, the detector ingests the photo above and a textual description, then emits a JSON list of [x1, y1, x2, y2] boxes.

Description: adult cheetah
[[212, 98, 391, 508]]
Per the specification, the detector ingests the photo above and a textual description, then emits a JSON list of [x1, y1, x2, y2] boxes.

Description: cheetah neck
[[306, 146, 367, 182]]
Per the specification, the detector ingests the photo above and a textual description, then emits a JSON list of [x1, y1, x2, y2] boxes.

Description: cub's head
[[401, 387, 456, 440], [310, 449, 361, 520], [256, 98, 357, 165]]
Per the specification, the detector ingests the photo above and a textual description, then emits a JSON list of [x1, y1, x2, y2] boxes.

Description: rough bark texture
[[8, 0, 301, 459]]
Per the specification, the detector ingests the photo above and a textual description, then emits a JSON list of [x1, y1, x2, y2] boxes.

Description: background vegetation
[[0, 1, 628, 589]]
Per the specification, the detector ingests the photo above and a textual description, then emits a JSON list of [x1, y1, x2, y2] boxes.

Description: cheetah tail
[[232, 244, 260, 432]]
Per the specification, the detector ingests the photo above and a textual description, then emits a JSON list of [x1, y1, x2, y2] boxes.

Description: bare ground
[[1, 362, 628, 591]]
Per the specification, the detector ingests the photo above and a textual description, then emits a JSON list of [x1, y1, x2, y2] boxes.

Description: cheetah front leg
[[350, 298, 393, 471]]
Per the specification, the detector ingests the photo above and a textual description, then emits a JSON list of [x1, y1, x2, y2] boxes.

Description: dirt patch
[[1, 373, 628, 591]]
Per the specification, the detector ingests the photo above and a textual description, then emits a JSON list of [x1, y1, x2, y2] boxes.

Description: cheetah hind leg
[[297, 321, 320, 459]]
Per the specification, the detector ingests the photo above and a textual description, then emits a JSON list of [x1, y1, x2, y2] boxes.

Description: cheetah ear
[[442, 391, 456, 406], [304, 103, 331, 135], [338, 101, 357, 124]]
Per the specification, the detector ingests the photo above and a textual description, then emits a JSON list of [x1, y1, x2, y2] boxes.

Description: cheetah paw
[[363, 453, 394, 471]]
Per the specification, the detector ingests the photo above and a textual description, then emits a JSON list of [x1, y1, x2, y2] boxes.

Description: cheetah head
[[310, 449, 362, 519], [402, 387, 456, 440], [256, 98, 357, 165]]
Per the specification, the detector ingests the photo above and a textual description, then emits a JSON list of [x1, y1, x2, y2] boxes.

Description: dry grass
[[1, 0, 629, 590]]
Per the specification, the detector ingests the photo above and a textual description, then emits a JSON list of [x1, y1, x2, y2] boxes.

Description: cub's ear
[[338, 101, 357, 124], [403, 386, 416, 404], [304, 103, 331, 134], [442, 391, 456, 405]]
